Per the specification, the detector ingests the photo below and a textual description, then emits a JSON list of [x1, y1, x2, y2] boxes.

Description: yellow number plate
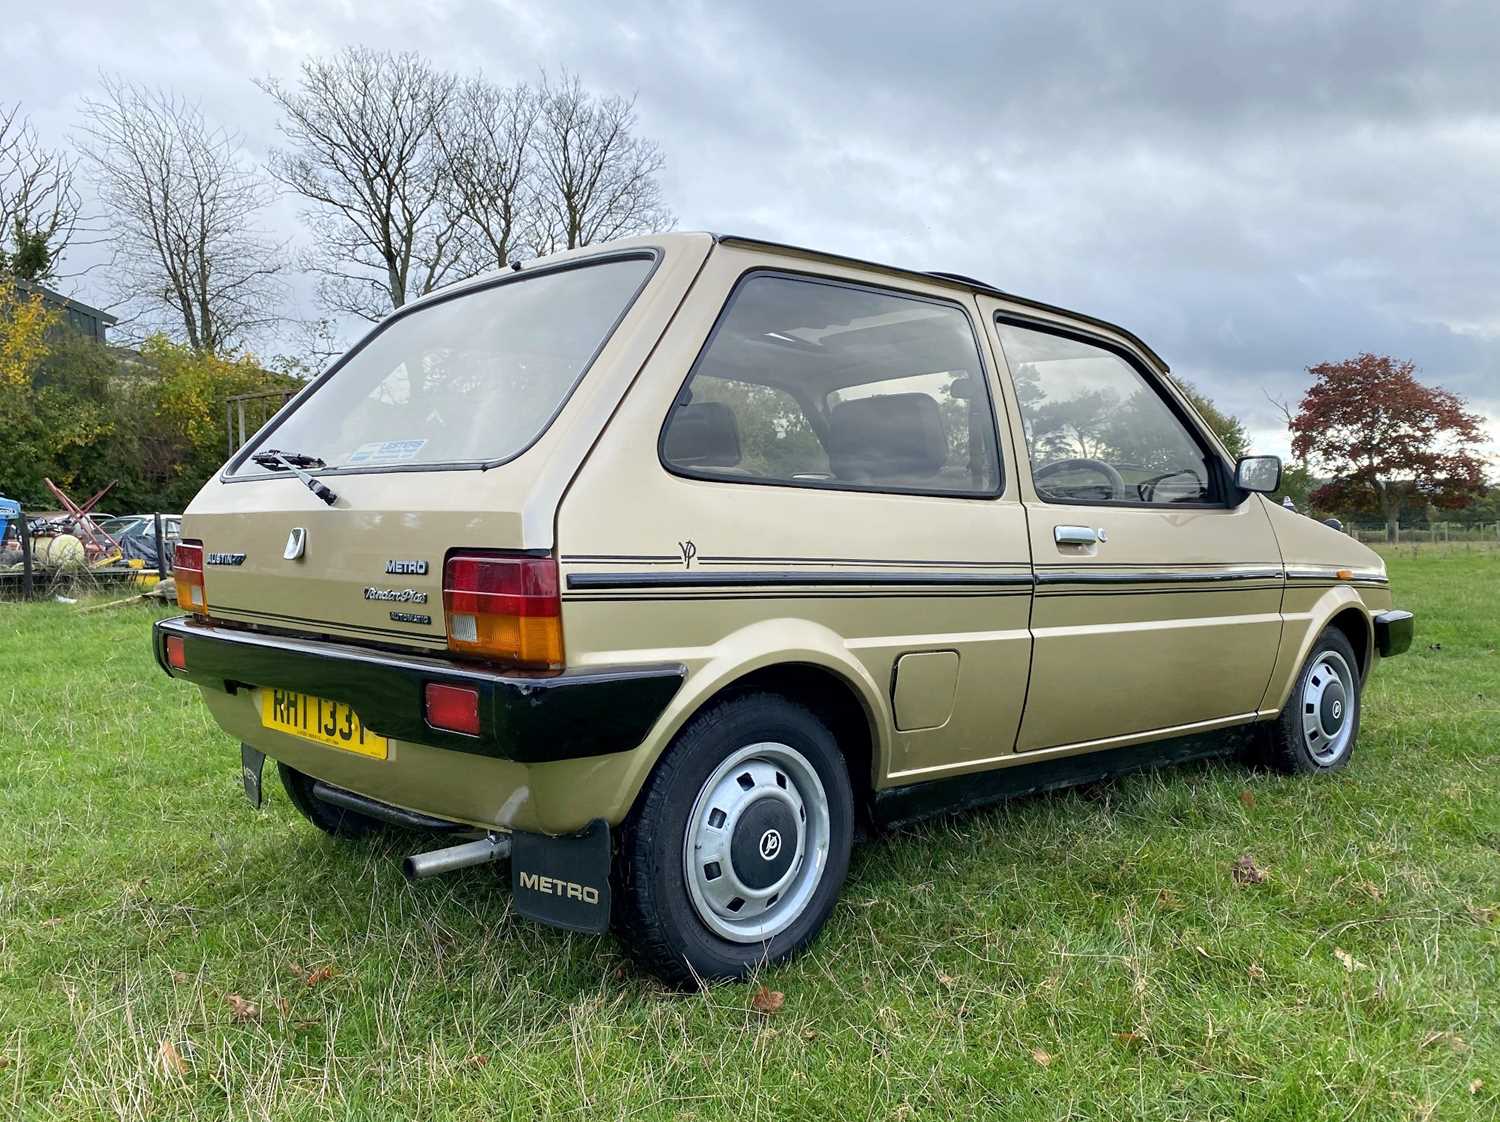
[[260, 688, 388, 759]]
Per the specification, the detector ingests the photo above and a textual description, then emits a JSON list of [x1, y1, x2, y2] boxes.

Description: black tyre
[[615, 693, 855, 987], [277, 762, 383, 839], [1265, 627, 1362, 774]]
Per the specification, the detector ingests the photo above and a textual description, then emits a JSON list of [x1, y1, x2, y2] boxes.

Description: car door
[[982, 306, 1284, 752]]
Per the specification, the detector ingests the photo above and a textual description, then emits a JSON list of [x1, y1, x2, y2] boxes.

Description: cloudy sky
[[7, 0, 1499, 463]]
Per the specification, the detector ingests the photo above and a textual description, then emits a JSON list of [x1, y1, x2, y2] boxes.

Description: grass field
[[2, 552, 1496, 1120]]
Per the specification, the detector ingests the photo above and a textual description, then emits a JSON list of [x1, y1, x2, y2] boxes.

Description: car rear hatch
[[179, 247, 670, 654]]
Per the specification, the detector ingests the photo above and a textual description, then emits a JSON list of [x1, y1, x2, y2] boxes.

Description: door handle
[[1054, 524, 1101, 546]]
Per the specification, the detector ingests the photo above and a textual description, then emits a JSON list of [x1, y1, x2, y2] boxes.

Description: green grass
[[2, 553, 1497, 1120]]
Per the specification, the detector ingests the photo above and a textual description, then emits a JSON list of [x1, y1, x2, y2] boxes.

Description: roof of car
[[407, 230, 1170, 372], [711, 233, 1170, 372]]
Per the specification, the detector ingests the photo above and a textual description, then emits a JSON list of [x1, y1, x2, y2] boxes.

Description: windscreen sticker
[[345, 439, 427, 466]]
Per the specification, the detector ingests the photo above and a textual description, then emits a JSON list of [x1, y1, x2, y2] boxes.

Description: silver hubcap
[[1301, 649, 1356, 765], [683, 742, 831, 943]]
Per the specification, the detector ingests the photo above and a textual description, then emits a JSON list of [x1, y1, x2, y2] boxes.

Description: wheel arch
[[607, 631, 891, 832], [1327, 604, 1374, 681], [1262, 587, 1375, 715], [702, 661, 880, 827]]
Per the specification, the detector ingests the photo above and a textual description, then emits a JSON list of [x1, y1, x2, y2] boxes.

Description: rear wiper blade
[[253, 448, 324, 469], [251, 448, 339, 507]]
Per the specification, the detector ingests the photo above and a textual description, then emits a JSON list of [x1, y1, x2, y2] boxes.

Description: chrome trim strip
[[1284, 568, 1388, 584], [1034, 567, 1285, 586]]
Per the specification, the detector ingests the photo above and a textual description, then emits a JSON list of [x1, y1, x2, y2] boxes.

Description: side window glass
[[994, 322, 1212, 505], [662, 274, 1001, 495]]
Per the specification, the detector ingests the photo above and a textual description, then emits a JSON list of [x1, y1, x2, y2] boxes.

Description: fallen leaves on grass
[[1231, 854, 1268, 885], [289, 963, 334, 988], [1029, 1047, 1052, 1067], [1248, 962, 1267, 981], [156, 1039, 188, 1078], [465, 1054, 489, 1069], [1154, 888, 1182, 910], [0, 1054, 11, 1070], [1238, 789, 1257, 810], [1470, 1079, 1484, 1094], [750, 987, 784, 1015], [1465, 904, 1497, 926], [1334, 947, 1367, 972], [936, 972, 957, 990], [41, 916, 63, 928], [225, 994, 260, 1022], [1114, 1031, 1143, 1047], [1420, 1031, 1470, 1053]]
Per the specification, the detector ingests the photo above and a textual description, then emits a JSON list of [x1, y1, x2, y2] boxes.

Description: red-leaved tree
[[1290, 353, 1488, 540]]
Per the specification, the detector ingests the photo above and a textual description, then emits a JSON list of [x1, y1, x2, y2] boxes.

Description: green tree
[[0, 284, 113, 504], [1173, 378, 1249, 458]]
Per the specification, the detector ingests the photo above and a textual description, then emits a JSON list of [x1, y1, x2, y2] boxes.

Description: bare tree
[[79, 78, 285, 352], [0, 103, 83, 282], [260, 49, 468, 321], [439, 76, 541, 272], [532, 72, 673, 253]]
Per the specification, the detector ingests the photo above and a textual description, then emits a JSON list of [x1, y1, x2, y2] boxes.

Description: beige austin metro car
[[154, 232, 1413, 984]]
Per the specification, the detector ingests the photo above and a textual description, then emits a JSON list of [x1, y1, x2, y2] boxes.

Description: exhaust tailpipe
[[403, 833, 511, 881]]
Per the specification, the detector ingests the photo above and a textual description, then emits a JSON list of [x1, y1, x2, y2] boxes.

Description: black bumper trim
[[153, 615, 685, 763], [1374, 609, 1414, 658]]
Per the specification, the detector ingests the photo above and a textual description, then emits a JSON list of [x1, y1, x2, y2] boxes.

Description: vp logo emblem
[[678, 540, 697, 568], [759, 829, 782, 861], [1331, 699, 1342, 721]]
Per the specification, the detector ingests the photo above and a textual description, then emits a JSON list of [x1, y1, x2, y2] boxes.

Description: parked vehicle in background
[[96, 514, 182, 570], [152, 232, 1414, 985]]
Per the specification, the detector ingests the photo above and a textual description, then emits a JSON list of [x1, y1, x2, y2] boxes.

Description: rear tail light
[[424, 683, 481, 736], [443, 552, 563, 668], [165, 635, 187, 670], [174, 540, 206, 613]]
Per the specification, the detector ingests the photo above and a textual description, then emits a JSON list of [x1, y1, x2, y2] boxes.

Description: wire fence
[[1347, 521, 1500, 545]]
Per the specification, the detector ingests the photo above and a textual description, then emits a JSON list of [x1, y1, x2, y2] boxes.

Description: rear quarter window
[[661, 273, 1002, 497]]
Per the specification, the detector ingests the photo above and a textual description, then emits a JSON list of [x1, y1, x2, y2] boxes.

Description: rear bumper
[[152, 615, 684, 763], [1374, 609, 1414, 658]]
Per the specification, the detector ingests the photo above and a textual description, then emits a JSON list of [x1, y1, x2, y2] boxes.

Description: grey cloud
[[4, 0, 1497, 464]]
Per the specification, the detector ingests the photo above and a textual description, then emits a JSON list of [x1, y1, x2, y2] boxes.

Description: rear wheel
[[277, 762, 384, 839], [1265, 627, 1362, 774], [615, 693, 854, 987]]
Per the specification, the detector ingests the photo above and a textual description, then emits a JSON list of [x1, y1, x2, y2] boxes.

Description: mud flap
[[240, 743, 265, 810], [510, 819, 612, 934]]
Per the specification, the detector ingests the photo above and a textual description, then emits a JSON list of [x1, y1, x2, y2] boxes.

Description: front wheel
[[1265, 627, 1362, 774], [615, 693, 854, 986]]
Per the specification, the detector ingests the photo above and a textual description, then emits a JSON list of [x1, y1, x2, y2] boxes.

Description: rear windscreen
[[231, 254, 654, 476]]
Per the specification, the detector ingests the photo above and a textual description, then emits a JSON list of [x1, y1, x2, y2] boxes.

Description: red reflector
[[166, 635, 187, 670], [424, 683, 480, 736]]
